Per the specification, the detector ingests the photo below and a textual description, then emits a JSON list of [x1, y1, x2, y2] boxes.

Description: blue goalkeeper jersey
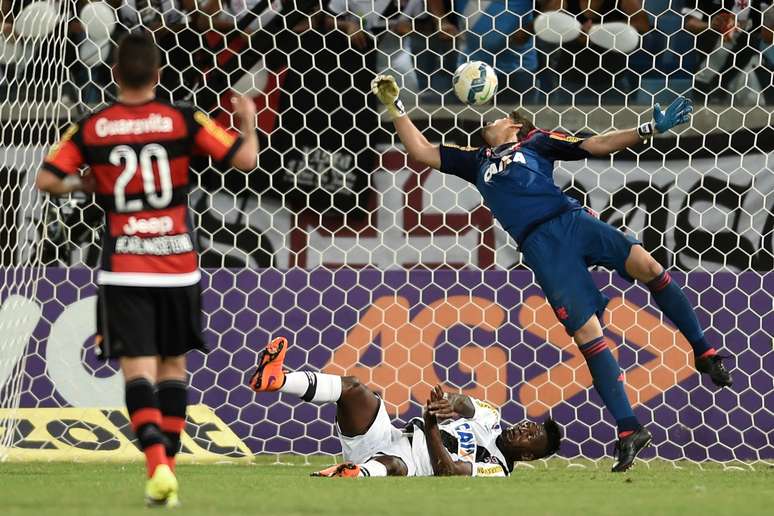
[[438, 130, 592, 246]]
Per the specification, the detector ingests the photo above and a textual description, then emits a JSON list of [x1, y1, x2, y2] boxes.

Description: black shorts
[[96, 284, 207, 359]]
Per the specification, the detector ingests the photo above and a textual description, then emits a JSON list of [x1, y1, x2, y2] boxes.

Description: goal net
[[0, 1, 772, 466]]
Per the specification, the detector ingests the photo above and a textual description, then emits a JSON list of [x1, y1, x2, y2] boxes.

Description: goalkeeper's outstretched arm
[[371, 75, 441, 170], [580, 96, 693, 157]]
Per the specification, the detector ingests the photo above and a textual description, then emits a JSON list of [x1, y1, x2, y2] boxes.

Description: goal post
[[0, 1, 772, 466]]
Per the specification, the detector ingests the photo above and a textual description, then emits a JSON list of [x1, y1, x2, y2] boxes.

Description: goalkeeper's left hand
[[653, 96, 693, 133], [371, 74, 406, 119]]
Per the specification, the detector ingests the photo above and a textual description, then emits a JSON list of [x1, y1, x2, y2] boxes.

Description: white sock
[[359, 460, 387, 477], [280, 372, 342, 404]]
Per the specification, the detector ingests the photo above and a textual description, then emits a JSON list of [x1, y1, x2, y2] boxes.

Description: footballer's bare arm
[[36, 169, 94, 196], [230, 95, 259, 171], [580, 129, 642, 157], [423, 387, 473, 476], [392, 116, 442, 170], [36, 169, 79, 195]]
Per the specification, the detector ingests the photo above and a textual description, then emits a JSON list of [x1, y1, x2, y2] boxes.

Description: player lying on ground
[[36, 32, 258, 506], [250, 337, 561, 477], [371, 75, 732, 472]]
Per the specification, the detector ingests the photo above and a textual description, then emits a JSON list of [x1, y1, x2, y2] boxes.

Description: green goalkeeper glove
[[371, 74, 406, 119]]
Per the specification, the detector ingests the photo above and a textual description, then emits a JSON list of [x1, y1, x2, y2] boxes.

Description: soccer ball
[[453, 61, 498, 105]]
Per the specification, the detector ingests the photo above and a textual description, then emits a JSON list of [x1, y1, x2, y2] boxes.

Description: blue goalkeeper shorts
[[519, 209, 640, 335]]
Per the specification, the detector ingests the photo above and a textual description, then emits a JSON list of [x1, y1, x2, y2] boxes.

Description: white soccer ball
[[452, 61, 498, 105]]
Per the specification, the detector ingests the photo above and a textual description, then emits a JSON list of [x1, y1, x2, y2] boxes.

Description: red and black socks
[[157, 379, 188, 472], [125, 377, 167, 477]]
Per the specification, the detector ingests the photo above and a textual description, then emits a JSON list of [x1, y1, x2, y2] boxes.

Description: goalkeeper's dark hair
[[542, 419, 562, 456], [510, 109, 536, 140], [115, 32, 160, 89]]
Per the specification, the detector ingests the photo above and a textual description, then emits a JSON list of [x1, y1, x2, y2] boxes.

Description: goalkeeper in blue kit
[[371, 75, 732, 472]]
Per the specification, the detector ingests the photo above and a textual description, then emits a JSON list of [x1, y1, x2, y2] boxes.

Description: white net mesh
[[0, 0, 772, 465], [0, 0, 71, 456]]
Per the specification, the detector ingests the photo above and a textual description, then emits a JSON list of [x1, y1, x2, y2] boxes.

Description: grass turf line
[[1, 459, 772, 516]]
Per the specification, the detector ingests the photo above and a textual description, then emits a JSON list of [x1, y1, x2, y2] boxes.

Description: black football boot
[[611, 427, 653, 473], [695, 354, 733, 387]]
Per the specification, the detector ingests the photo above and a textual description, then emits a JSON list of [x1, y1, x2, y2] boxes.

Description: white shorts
[[337, 399, 418, 476]]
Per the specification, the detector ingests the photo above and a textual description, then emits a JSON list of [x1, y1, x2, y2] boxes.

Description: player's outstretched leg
[[625, 246, 732, 387], [249, 337, 407, 477], [249, 336, 342, 402], [574, 317, 651, 472]]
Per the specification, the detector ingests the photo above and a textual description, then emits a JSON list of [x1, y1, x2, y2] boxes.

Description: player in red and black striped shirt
[[36, 33, 258, 506]]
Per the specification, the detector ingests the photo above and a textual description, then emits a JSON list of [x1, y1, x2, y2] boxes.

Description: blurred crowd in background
[[1, 1, 772, 271], [1, 0, 773, 109]]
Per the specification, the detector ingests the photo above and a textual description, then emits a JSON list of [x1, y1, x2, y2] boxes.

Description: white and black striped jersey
[[406, 398, 511, 477]]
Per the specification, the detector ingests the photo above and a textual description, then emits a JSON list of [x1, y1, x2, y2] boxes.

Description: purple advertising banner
[[8, 268, 774, 461]]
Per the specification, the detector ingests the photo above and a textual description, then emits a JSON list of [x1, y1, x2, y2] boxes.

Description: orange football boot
[[248, 336, 288, 392], [310, 462, 361, 478]]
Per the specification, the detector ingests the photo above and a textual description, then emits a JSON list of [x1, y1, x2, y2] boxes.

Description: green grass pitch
[[1, 458, 773, 516]]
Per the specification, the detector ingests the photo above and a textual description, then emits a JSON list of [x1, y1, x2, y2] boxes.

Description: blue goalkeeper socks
[[579, 337, 640, 436], [647, 271, 714, 358]]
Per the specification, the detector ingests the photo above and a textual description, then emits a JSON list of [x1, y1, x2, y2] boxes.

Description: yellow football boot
[[145, 464, 178, 508]]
